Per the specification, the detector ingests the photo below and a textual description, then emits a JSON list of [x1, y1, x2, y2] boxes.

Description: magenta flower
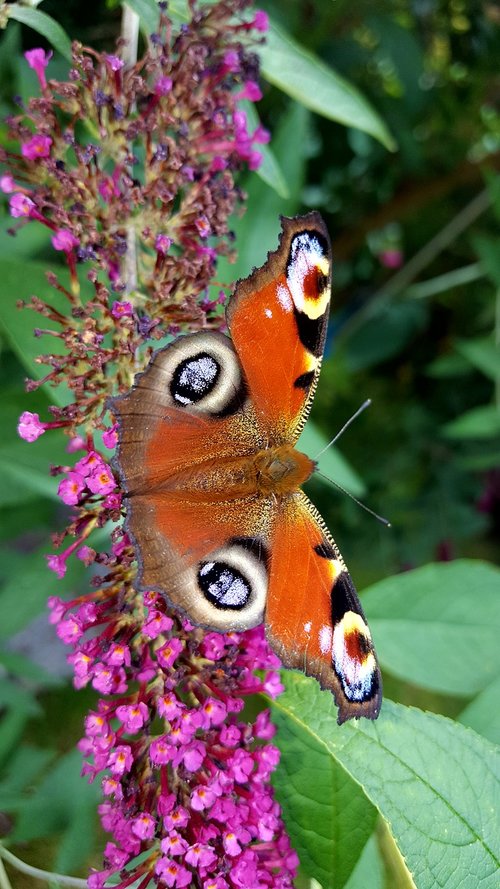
[[25, 47, 52, 89], [86, 462, 116, 495], [6, 4, 300, 887], [17, 411, 45, 442], [379, 248, 404, 268], [58, 472, 85, 506], [52, 228, 79, 252], [110, 300, 134, 319], [156, 75, 173, 95], [21, 134, 52, 160], [0, 174, 15, 193], [252, 10, 269, 31], [9, 193, 35, 218]]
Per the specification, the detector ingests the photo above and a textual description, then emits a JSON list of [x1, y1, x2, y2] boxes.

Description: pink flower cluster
[[49, 583, 297, 888], [8, 3, 300, 886]]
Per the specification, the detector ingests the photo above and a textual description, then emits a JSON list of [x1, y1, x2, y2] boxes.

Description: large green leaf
[[6, 5, 72, 60], [260, 23, 395, 150], [456, 337, 500, 382], [473, 234, 500, 288], [0, 543, 85, 641], [459, 676, 500, 746], [0, 259, 72, 406], [363, 560, 500, 696], [344, 834, 384, 889], [274, 715, 376, 889], [443, 405, 500, 440], [9, 748, 100, 874], [273, 675, 500, 889]]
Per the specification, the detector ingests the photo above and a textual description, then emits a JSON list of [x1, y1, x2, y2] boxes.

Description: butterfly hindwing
[[265, 492, 382, 723]]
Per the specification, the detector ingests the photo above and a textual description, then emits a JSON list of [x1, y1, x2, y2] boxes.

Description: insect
[[110, 212, 382, 723]]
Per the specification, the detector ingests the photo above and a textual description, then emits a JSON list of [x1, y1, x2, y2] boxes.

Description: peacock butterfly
[[110, 212, 382, 724]]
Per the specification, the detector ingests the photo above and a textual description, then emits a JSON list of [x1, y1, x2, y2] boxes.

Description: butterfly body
[[111, 213, 382, 724]]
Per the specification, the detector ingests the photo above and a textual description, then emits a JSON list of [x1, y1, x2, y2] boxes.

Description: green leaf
[[11, 748, 100, 866], [260, 23, 395, 150], [459, 676, 500, 746], [7, 5, 72, 60], [473, 234, 500, 288], [0, 746, 54, 807], [455, 337, 500, 381], [299, 421, 365, 497], [0, 259, 73, 406], [125, 0, 162, 32], [274, 712, 376, 889], [425, 352, 473, 379], [273, 675, 500, 889], [443, 405, 500, 440], [0, 678, 40, 717], [344, 834, 384, 889], [363, 560, 500, 696], [344, 301, 429, 372], [0, 543, 85, 641], [0, 649, 60, 686]]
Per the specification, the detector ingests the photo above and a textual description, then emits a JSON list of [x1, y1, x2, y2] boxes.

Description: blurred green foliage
[[0, 1, 499, 887]]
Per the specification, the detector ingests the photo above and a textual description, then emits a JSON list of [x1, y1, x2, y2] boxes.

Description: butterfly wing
[[110, 330, 274, 631], [265, 491, 382, 724], [227, 212, 331, 444]]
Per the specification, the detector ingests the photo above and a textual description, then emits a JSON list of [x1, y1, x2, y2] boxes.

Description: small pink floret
[[46, 553, 67, 579], [0, 174, 15, 193], [111, 300, 134, 319], [25, 48, 52, 89], [253, 10, 269, 31], [18, 411, 45, 442], [21, 134, 52, 160], [52, 228, 79, 252], [155, 75, 173, 95], [58, 472, 85, 505], [9, 193, 35, 218]]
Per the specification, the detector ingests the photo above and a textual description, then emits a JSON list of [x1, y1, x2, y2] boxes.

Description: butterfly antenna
[[315, 470, 391, 527], [313, 399, 372, 460]]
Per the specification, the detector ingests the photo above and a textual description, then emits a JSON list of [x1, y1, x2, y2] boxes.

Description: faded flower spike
[[7, 1, 301, 886]]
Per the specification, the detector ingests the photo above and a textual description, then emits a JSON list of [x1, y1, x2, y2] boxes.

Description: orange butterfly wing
[[227, 212, 331, 442], [266, 493, 381, 723]]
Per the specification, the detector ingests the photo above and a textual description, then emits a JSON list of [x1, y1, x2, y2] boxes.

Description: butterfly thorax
[[253, 445, 315, 496]]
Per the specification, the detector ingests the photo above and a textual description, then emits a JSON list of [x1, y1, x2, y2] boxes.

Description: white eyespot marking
[[151, 332, 243, 416], [183, 541, 268, 631], [287, 232, 329, 318], [319, 624, 332, 655], [200, 561, 215, 575], [264, 307, 273, 318], [332, 612, 376, 702], [276, 283, 293, 313], [304, 621, 312, 635], [199, 562, 250, 608], [173, 354, 219, 405]]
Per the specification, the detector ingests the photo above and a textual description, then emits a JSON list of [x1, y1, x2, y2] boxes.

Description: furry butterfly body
[[111, 212, 382, 724]]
